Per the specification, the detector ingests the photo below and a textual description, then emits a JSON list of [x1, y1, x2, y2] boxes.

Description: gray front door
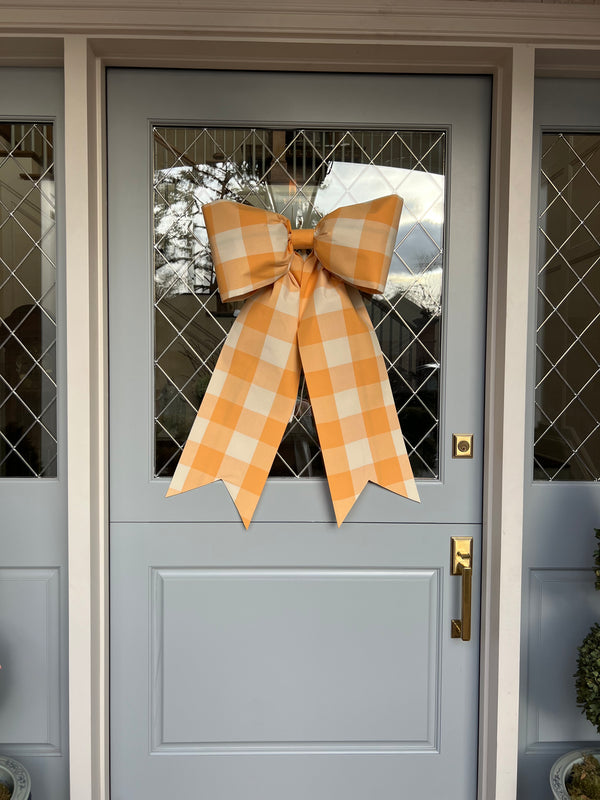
[[108, 69, 490, 800]]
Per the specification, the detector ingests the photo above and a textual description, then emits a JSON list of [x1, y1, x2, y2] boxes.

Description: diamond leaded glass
[[153, 128, 446, 480], [0, 123, 57, 478], [535, 133, 600, 481]]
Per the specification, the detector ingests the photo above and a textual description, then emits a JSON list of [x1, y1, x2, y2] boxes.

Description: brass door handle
[[451, 536, 473, 642]]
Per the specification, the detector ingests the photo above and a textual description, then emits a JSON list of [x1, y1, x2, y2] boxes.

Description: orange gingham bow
[[166, 194, 420, 527]]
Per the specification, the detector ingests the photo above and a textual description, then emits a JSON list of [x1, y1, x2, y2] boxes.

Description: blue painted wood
[[519, 78, 600, 799], [108, 70, 490, 800], [0, 68, 68, 800]]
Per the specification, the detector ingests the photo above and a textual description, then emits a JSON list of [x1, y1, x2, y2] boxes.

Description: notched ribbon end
[[380, 479, 421, 505], [222, 480, 257, 530], [333, 477, 420, 525], [166, 476, 255, 529]]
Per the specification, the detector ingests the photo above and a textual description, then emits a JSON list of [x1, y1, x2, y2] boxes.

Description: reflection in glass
[[535, 133, 600, 480], [153, 128, 446, 480], [0, 123, 56, 477]]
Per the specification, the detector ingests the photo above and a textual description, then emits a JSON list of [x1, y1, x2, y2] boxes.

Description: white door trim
[[479, 45, 535, 800], [63, 41, 533, 800], [64, 36, 109, 800], [2, 17, 585, 798]]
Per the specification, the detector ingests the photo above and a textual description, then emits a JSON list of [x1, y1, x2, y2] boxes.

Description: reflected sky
[[315, 162, 444, 314], [154, 159, 445, 315]]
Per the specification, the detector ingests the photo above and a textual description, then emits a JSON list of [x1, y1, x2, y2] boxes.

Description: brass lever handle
[[451, 536, 473, 642]]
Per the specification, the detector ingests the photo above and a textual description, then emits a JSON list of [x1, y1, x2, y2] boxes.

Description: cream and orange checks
[[166, 195, 420, 527]]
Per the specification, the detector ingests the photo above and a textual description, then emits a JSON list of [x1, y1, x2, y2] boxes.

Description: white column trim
[[479, 44, 536, 800], [64, 34, 108, 800]]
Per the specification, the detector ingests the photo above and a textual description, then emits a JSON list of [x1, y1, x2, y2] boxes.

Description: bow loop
[[313, 194, 403, 294], [205, 194, 403, 303], [203, 201, 292, 302]]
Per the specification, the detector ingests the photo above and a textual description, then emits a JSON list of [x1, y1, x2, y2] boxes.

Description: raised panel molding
[[151, 568, 441, 755], [525, 568, 600, 754], [0, 568, 61, 754]]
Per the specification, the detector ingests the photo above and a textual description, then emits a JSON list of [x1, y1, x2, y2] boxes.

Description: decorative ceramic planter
[[550, 749, 600, 800], [0, 756, 31, 800]]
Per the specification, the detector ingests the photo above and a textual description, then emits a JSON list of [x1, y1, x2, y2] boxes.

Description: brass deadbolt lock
[[452, 434, 473, 459]]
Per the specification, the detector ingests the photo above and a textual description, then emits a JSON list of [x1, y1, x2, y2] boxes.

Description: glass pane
[[534, 133, 600, 481], [0, 123, 57, 477], [153, 127, 446, 480]]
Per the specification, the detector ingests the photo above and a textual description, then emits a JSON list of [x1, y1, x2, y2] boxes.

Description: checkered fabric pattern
[[167, 195, 420, 527]]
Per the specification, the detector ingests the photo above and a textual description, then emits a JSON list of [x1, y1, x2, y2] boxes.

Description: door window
[[535, 132, 600, 480], [0, 122, 56, 477], [153, 127, 446, 481]]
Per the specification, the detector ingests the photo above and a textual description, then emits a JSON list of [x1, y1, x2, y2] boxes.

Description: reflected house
[[154, 286, 238, 474], [154, 274, 442, 480], [367, 286, 441, 478], [0, 305, 44, 476], [0, 121, 57, 478]]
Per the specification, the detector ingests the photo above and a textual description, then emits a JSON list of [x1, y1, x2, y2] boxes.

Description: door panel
[[111, 521, 480, 798], [108, 70, 488, 525], [0, 69, 68, 799], [108, 70, 490, 800]]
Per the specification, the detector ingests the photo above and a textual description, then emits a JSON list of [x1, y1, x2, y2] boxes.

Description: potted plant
[[550, 529, 600, 800], [0, 667, 32, 800], [0, 756, 31, 800]]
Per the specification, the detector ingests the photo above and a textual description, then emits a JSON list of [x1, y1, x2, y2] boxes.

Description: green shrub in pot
[[564, 529, 600, 800]]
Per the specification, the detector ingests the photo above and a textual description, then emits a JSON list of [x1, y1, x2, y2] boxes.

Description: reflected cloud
[[315, 162, 445, 314]]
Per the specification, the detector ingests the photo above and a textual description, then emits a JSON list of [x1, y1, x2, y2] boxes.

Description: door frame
[[4, 7, 600, 796], [75, 45, 532, 800], [73, 42, 532, 800]]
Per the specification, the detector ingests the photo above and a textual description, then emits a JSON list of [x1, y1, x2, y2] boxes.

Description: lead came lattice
[[535, 132, 600, 481], [0, 123, 57, 478], [153, 127, 446, 481]]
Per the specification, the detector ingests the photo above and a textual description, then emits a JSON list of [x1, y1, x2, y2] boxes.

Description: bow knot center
[[290, 228, 314, 251]]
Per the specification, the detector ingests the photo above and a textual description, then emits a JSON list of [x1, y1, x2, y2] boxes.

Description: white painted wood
[[479, 44, 536, 800], [1, 0, 600, 44], [63, 35, 109, 800], [108, 69, 489, 800]]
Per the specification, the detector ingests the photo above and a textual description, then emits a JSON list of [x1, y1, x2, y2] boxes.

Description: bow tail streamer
[[298, 267, 420, 526], [166, 276, 301, 528]]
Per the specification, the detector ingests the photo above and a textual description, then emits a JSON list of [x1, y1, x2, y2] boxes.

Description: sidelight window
[[535, 132, 600, 481], [0, 122, 56, 478]]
